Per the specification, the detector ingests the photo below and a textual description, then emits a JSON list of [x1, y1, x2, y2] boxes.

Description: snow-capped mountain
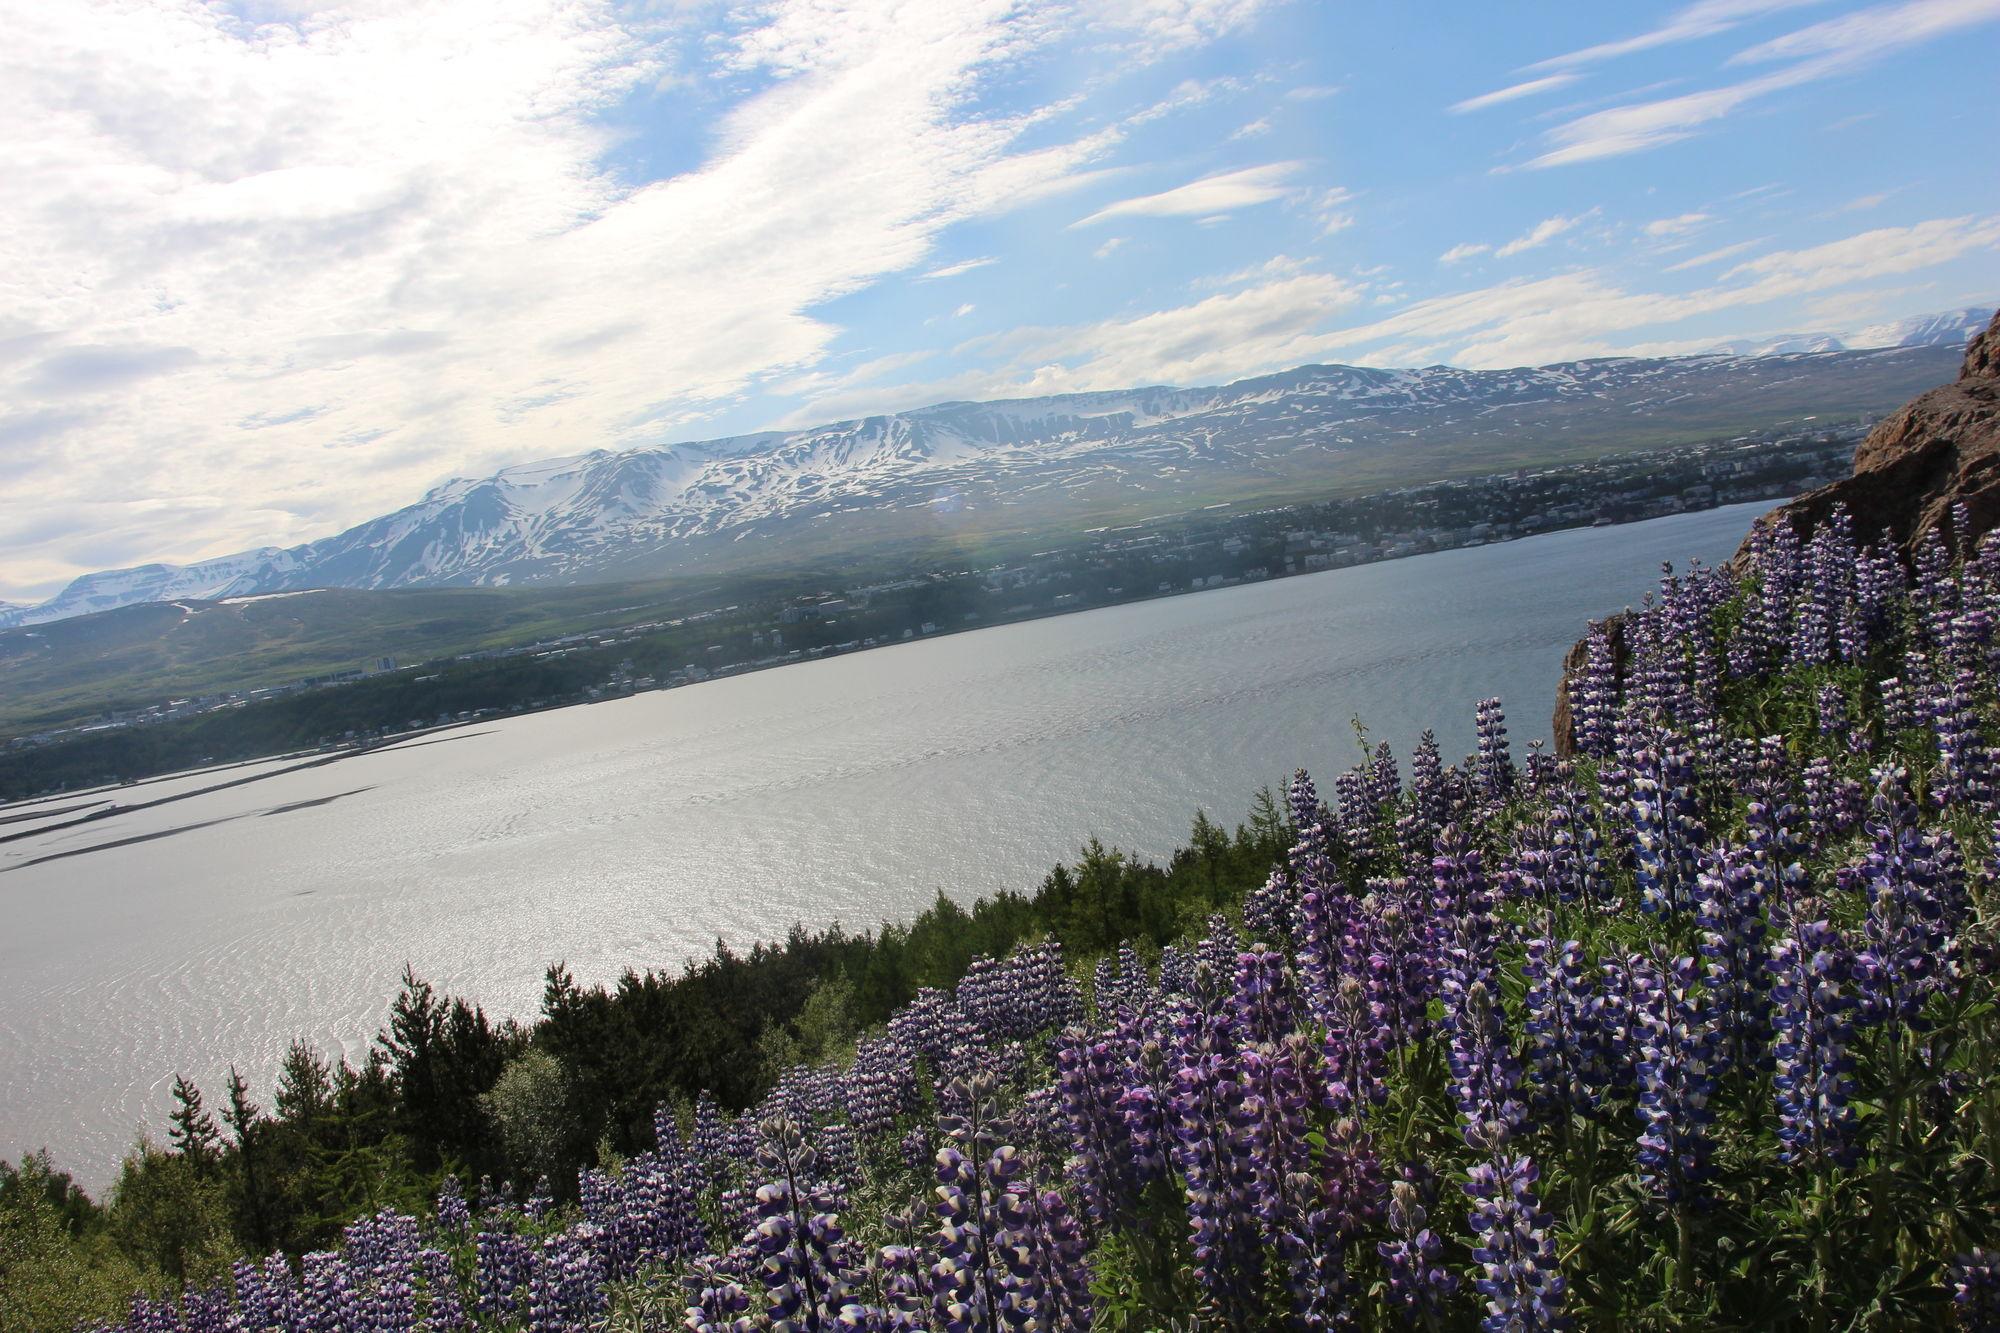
[[1848, 306, 1996, 351], [0, 342, 1967, 628], [1704, 333, 1846, 356], [1706, 305, 1994, 358]]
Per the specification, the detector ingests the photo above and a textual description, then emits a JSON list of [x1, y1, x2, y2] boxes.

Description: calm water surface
[[0, 503, 1761, 1185]]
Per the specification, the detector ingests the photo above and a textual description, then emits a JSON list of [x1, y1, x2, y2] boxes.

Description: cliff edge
[[1552, 308, 2000, 755]]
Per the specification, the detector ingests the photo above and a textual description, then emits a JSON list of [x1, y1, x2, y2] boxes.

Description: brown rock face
[[1552, 309, 2000, 755], [1730, 307, 2000, 566]]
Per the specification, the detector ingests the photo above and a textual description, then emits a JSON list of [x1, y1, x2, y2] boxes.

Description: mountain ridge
[[4, 332, 1981, 628]]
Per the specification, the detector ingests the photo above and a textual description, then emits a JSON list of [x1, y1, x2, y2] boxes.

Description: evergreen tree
[[166, 1076, 218, 1179]]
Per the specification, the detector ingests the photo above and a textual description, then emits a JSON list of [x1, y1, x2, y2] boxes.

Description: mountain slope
[[1706, 304, 1993, 357], [4, 342, 1967, 628]]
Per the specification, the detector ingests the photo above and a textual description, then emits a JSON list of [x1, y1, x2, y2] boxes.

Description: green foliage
[[481, 1049, 574, 1186], [0, 1153, 140, 1332], [103, 1141, 234, 1291]]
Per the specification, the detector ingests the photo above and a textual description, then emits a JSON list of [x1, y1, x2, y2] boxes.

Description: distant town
[[3, 421, 1857, 790]]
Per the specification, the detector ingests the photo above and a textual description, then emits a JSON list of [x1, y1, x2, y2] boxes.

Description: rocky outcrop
[[1728, 307, 2000, 567], [1552, 309, 2000, 755]]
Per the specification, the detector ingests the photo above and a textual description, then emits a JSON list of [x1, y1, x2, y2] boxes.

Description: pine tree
[[167, 1075, 220, 1179]]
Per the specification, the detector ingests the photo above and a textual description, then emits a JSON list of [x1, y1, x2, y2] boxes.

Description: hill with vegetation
[[5, 321, 2000, 1331]]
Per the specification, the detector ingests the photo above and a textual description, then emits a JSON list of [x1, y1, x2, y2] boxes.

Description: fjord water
[[0, 503, 1761, 1186]]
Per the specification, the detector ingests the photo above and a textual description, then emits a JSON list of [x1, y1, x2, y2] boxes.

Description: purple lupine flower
[[262, 1252, 301, 1330], [230, 1259, 273, 1332], [124, 1294, 176, 1333], [1410, 730, 1450, 837], [1441, 973, 1526, 1153], [475, 1229, 533, 1322], [1817, 683, 1864, 755], [1570, 622, 1620, 757], [1193, 915, 1243, 993], [1630, 953, 1719, 1203], [1155, 944, 1195, 997], [1053, 1025, 1141, 1229], [869, 1244, 930, 1333], [1431, 824, 1499, 983], [1369, 740, 1403, 806], [958, 941, 1079, 1042], [1695, 850, 1774, 1076], [345, 1210, 421, 1333], [417, 1248, 469, 1332], [1244, 867, 1299, 954], [1336, 767, 1382, 863], [849, 1036, 917, 1139], [1231, 1036, 1313, 1232], [691, 1091, 731, 1187], [1322, 973, 1390, 1115], [684, 1256, 756, 1333], [178, 1285, 229, 1333], [929, 1074, 1034, 1333], [1880, 675, 1914, 734], [1475, 697, 1515, 804], [991, 1174, 1094, 1332], [1914, 525, 1960, 650], [890, 987, 981, 1073], [1801, 756, 1865, 847], [1950, 1249, 2000, 1330], [1522, 934, 1607, 1119], [1378, 1172, 1458, 1327], [1359, 876, 1436, 1051], [750, 1116, 869, 1332], [1769, 913, 1860, 1169], [1116, 1028, 1173, 1191], [1631, 743, 1707, 916], [301, 1250, 361, 1333], [1165, 993, 1262, 1327], [1933, 667, 1995, 813], [1463, 1155, 1567, 1332], [434, 1175, 470, 1236], [1231, 943, 1298, 1047], [1855, 767, 1967, 1028], [527, 1227, 607, 1333]]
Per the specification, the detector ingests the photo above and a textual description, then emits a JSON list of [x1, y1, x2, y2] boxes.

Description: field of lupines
[[85, 503, 2000, 1330]]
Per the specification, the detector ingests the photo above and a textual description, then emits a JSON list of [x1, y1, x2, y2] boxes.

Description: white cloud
[[845, 213, 2000, 405], [1439, 243, 1491, 265], [1728, 0, 2000, 64], [960, 270, 1370, 394], [1528, 0, 1827, 70], [0, 0, 1179, 596], [1125, 75, 1248, 126], [1072, 162, 1303, 227], [1449, 73, 1580, 114], [1321, 214, 2000, 367], [953, 303, 977, 318], [1230, 117, 1273, 139], [1495, 212, 1590, 257], [1093, 236, 1127, 259], [1285, 83, 1340, 101], [1309, 187, 1356, 236], [922, 256, 998, 279], [1645, 212, 1713, 236], [1528, 0, 2000, 167], [1665, 238, 1765, 270], [1089, 0, 1278, 50], [1718, 215, 2000, 287]]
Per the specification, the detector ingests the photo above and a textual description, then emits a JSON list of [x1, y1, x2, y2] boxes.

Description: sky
[[2, 0, 1997, 604]]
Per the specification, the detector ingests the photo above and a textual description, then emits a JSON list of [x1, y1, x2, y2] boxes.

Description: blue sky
[[1, 0, 1997, 602]]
